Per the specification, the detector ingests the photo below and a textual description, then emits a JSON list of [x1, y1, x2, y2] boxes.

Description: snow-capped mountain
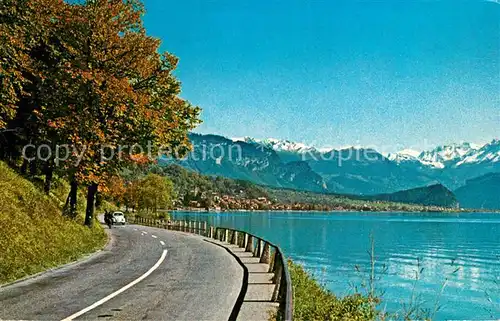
[[417, 143, 479, 168], [387, 149, 421, 163], [169, 134, 500, 206], [456, 139, 500, 166], [238, 136, 500, 169], [233, 137, 322, 154], [389, 142, 499, 169]]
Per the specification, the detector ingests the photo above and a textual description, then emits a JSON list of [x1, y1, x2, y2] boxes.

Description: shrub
[[287, 260, 378, 321]]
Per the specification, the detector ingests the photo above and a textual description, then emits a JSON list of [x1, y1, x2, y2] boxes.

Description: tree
[[0, 0, 67, 162], [104, 175, 126, 206], [124, 180, 140, 212], [0, 0, 200, 226], [35, 0, 199, 225], [137, 174, 174, 213]]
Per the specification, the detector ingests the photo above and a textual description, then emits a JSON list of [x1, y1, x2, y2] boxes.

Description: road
[[0, 223, 243, 320]]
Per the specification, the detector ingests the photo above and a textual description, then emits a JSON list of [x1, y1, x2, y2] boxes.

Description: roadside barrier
[[132, 216, 293, 321]]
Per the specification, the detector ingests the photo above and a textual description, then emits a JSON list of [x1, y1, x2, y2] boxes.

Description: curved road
[[0, 224, 243, 320]]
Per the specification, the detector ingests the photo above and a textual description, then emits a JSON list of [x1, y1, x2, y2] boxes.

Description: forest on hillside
[[0, 0, 200, 224], [114, 163, 462, 213]]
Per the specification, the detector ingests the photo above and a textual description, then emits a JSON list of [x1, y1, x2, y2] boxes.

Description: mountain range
[[163, 133, 500, 210]]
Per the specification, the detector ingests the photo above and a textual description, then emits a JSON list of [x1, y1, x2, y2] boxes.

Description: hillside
[[0, 161, 106, 284], [163, 133, 328, 193], [153, 164, 458, 212], [151, 163, 269, 202], [361, 184, 459, 208], [455, 173, 500, 210]]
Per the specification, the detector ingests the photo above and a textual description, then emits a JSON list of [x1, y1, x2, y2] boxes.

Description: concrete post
[[272, 252, 282, 282], [245, 235, 254, 252], [260, 242, 271, 264], [230, 230, 238, 245], [241, 233, 246, 248], [268, 248, 276, 272], [254, 239, 262, 257], [224, 229, 229, 243], [271, 255, 283, 302]]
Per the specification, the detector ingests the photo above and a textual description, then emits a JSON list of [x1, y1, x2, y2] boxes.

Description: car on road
[[112, 211, 126, 225]]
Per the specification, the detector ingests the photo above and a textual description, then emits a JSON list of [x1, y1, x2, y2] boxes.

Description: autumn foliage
[[0, 0, 200, 226]]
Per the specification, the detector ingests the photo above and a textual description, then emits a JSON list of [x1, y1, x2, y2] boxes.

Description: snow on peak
[[259, 138, 319, 154], [388, 142, 491, 169], [232, 137, 321, 154], [418, 142, 478, 166], [387, 149, 421, 162], [232, 136, 498, 168], [399, 149, 422, 158], [456, 139, 500, 166]]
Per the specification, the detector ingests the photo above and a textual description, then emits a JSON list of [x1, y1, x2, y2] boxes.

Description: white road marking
[[151, 235, 157, 239], [142, 231, 148, 234], [160, 241, 165, 246], [60, 249, 168, 321]]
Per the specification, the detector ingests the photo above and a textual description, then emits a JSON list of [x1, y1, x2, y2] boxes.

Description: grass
[[0, 161, 107, 285], [285, 261, 378, 321]]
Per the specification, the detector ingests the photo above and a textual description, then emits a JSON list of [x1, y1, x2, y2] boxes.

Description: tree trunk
[[29, 160, 37, 176], [85, 183, 98, 227], [44, 163, 53, 194], [67, 180, 78, 217], [20, 159, 28, 174]]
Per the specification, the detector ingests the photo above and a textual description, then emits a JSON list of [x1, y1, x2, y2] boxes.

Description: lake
[[171, 210, 500, 320]]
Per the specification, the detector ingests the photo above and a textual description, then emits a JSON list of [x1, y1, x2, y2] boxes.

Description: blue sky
[[143, 0, 499, 152]]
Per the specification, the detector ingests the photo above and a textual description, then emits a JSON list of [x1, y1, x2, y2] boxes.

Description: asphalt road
[[0, 223, 243, 320]]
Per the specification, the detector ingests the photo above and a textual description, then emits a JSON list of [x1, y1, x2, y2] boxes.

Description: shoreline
[[172, 207, 499, 214]]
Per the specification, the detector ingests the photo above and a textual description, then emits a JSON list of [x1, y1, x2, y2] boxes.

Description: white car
[[112, 211, 126, 225]]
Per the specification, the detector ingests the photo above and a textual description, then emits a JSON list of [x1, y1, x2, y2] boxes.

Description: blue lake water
[[171, 211, 500, 320]]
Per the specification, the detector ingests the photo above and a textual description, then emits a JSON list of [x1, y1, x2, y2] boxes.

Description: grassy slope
[[0, 161, 106, 284], [282, 261, 377, 321]]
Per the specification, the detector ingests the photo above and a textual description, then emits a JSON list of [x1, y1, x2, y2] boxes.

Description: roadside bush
[[287, 260, 378, 321]]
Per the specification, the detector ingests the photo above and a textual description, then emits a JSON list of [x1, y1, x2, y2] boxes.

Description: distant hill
[[160, 133, 500, 209], [455, 173, 500, 210], [162, 133, 327, 193], [360, 184, 459, 208], [149, 164, 458, 211]]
